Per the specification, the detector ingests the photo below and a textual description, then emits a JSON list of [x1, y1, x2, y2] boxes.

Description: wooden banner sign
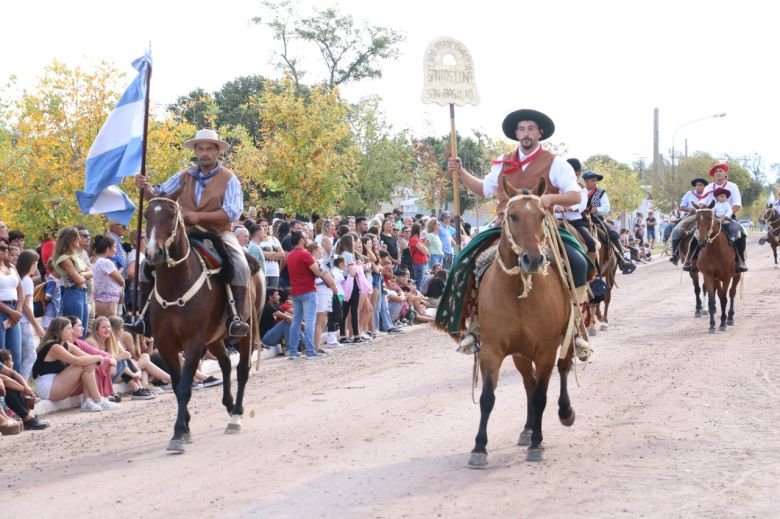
[[421, 36, 480, 107]]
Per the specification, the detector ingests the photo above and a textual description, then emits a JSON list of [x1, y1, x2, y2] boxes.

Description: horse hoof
[[559, 408, 576, 427], [708, 328, 717, 334], [182, 432, 192, 444], [599, 323, 609, 331], [726, 320, 734, 326], [166, 439, 186, 453], [225, 415, 242, 434], [694, 311, 702, 318], [517, 430, 532, 446], [587, 328, 598, 337], [526, 446, 545, 462], [719, 325, 728, 332], [468, 452, 488, 468]]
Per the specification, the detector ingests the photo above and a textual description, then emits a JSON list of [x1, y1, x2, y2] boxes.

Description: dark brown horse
[[758, 206, 779, 266], [144, 196, 263, 452], [469, 177, 576, 466], [678, 232, 706, 318], [694, 207, 741, 333], [590, 222, 618, 333]]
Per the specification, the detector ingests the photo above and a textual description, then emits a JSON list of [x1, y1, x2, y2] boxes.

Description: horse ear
[[501, 175, 520, 199], [708, 200, 715, 209], [536, 177, 547, 197]]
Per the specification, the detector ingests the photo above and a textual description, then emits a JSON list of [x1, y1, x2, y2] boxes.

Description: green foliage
[[585, 155, 645, 214]]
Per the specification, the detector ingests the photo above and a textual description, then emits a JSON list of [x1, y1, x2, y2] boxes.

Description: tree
[[585, 155, 645, 215], [168, 88, 217, 129], [341, 96, 415, 215], [257, 75, 359, 217], [253, 2, 405, 91]]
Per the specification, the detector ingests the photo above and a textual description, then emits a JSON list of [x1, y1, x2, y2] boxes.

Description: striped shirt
[[158, 162, 243, 222]]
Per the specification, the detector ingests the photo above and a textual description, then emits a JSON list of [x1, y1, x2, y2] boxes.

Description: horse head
[[501, 176, 548, 273], [144, 197, 188, 267], [694, 201, 719, 247]]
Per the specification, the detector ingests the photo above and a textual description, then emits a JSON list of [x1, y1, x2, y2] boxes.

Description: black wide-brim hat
[[582, 171, 604, 181], [502, 109, 555, 141], [690, 177, 708, 187]]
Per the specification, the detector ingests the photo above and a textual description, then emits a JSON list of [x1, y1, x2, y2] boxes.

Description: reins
[[148, 197, 192, 267], [497, 194, 550, 298], [694, 208, 722, 246]]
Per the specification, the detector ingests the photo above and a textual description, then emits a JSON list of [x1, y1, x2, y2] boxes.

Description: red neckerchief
[[693, 189, 709, 201], [492, 146, 543, 175], [587, 187, 597, 199]]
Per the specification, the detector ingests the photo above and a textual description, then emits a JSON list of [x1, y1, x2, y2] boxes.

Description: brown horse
[[468, 177, 576, 466], [694, 207, 741, 333], [678, 232, 706, 318], [589, 221, 618, 333], [758, 206, 779, 266], [144, 196, 263, 452]]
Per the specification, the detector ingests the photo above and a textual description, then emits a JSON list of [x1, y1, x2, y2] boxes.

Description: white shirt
[[0, 267, 20, 301], [594, 190, 611, 216], [680, 189, 711, 210], [483, 146, 580, 198], [20, 276, 33, 324], [556, 187, 587, 221], [713, 200, 733, 219], [258, 236, 282, 277], [705, 181, 741, 209]]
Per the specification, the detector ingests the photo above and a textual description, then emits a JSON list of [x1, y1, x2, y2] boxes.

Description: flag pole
[[449, 103, 461, 253], [132, 54, 152, 320]]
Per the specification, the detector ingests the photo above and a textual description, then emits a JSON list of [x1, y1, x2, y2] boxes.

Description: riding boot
[[456, 314, 480, 355], [124, 314, 151, 338], [735, 237, 748, 272], [227, 285, 251, 337], [586, 251, 598, 281], [683, 238, 699, 272], [669, 238, 681, 265]]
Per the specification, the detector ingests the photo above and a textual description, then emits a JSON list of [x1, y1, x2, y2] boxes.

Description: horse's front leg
[[527, 361, 553, 462], [718, 282, 728, 331], [727, 275, 739, 326], [167, 347, 200, 453], [232, 334, 252, 417], [691, 272, 703, 318], [600, 289, 612, 331], [556, 354, 575, 428], [208, 340, 234, 416], [512, 356, 536, 447], [468, 351, 501, 468]]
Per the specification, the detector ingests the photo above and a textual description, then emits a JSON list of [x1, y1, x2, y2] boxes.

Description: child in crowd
[[0, 349, 49, 430], [41, 260, 61, 330]]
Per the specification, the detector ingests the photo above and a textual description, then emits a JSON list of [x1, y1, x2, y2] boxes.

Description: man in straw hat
[[134, 129, 253, 336], [440, 108, 591, 355]]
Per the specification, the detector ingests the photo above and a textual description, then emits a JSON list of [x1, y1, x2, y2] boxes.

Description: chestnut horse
[[590, 222, 618, 333], [758, 206, 779, 266], [145, 197, 263, 453], [678, 233, 706, 318], [694, 207, 741, 333], [469, 177, 576, 466]]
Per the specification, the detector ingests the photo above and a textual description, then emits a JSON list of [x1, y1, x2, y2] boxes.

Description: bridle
[[148, 197, 191, 267], [694, 208, 722, 246], [497, 193, 550, 297]]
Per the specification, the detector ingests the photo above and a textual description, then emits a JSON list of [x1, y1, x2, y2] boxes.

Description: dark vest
[[177, 167, 233, 233], [495, 148, 557, 222]]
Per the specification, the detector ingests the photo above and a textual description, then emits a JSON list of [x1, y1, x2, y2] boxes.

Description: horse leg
[[691, 272, 703, 318], [717, 281, 728, 331], [225, 334, 252, 434], [511, 356, 536, 447], [773, 244, 778, 265], [600, 289, 611, 331], [727, 275, 739, 326], [468, 351, 501, 468], [704, 277, 717, 333], [556, 354, 575, 427], [207, 340, 234, 416], [527, 360, 554, 462], [164, 347, 201, 453]]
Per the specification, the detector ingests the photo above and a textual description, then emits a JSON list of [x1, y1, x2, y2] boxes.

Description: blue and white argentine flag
[[76, 53, 152, 225]]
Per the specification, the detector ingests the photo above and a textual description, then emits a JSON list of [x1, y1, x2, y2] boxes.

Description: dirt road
[[2, 240, 778, 518]]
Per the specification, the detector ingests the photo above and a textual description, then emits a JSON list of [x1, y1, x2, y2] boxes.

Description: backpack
[[33, 282, 47, 318]]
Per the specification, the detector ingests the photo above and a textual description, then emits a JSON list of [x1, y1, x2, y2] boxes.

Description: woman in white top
[[54, 227, 93, 337], [0, 237, 24, 373], [314, 218, 334, 267], [258, 220, 284, 288], [90, 235, 125, 318], [15, 250, 45, 381]]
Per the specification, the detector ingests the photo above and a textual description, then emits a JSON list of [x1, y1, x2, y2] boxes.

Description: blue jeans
[[289, 291, 317, 357], [428, 254, 444, 269], [0, 307, 22, 373], [375, 288, 394, 331], [412, 263, 426, 290], [61, 287, 89, 338], [263, 320, 317, 352]]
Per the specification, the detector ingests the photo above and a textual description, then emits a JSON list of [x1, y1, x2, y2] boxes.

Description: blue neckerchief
[[188, 162, 221, 187]]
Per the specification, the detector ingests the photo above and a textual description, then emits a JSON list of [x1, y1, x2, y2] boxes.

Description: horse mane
[[188, 230, 234, 284]]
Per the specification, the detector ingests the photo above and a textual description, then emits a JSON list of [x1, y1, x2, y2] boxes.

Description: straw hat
[[183, 129, 229, 152]]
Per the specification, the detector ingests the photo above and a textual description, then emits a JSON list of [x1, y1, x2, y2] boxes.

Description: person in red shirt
[[407, 222, 429, 290], [285, 231, 338, 359]]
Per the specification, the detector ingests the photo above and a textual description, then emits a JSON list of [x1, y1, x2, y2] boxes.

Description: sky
[[3, 0, 779, 181]]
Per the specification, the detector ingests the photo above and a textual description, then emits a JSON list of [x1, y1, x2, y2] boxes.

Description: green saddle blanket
[[434, 226, 593, 337]]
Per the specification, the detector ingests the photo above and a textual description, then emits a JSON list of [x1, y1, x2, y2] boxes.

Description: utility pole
[[653, 108, 660, 180]]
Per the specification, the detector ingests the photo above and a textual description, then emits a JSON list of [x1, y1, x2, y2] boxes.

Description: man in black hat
[[669, 177, 710, 268], [582, 171, 636, 274], [443, 109, 590, 356]]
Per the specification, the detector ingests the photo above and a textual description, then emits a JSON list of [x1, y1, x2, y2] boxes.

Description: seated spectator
[[66, 316, 116, 401], [85, 316, 156, 401], [31, 317, 118, 412], [260, 288, 295, 351], [424, 269, 447, 308], [396, 269, 434, 324], [0, 349, 48, 430], [109, 316, 171, 392]]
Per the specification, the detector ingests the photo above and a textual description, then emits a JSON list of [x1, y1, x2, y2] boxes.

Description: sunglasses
[[0, 246, 8, 251], [79, 233, 91, 238]]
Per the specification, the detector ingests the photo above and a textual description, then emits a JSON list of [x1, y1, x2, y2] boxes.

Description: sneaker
[[98, 398, 120, 410], [304, 352, 323, 359], [387, 327, 404, 334], [327, 342, 345, 349], [108, 393, 122, 403], [361, 332, 373, 341], [80, 399, 103, 412], [338, 337, 351, 344], [192, 382, 205, 389], [201, 376, 222, 388], [131, 388, 157, 400], [287, 354, 302, 360], [316, 349, 329, 355], [352, 337, 368, 344], [24, 416, 49, 430]]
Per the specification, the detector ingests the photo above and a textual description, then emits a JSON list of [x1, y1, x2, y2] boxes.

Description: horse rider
[[445, 108, 590, 352], [705, 162, 747, 272], [582, 170, 637, 274], [133, 129, 253, 337], [560, 158, 598, 266], [668, 177, 710, 268]]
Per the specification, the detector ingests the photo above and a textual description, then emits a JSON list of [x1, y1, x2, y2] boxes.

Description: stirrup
[[669, 255, 679, 265], [574, 336, 591, 362], [124, 318, 148, 338], [620, 262, 636, 274], [456, 332, 479, 355], [736, 261, 748, 273], [682, 264, 698, 273], [227, 317, 250, 338]]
